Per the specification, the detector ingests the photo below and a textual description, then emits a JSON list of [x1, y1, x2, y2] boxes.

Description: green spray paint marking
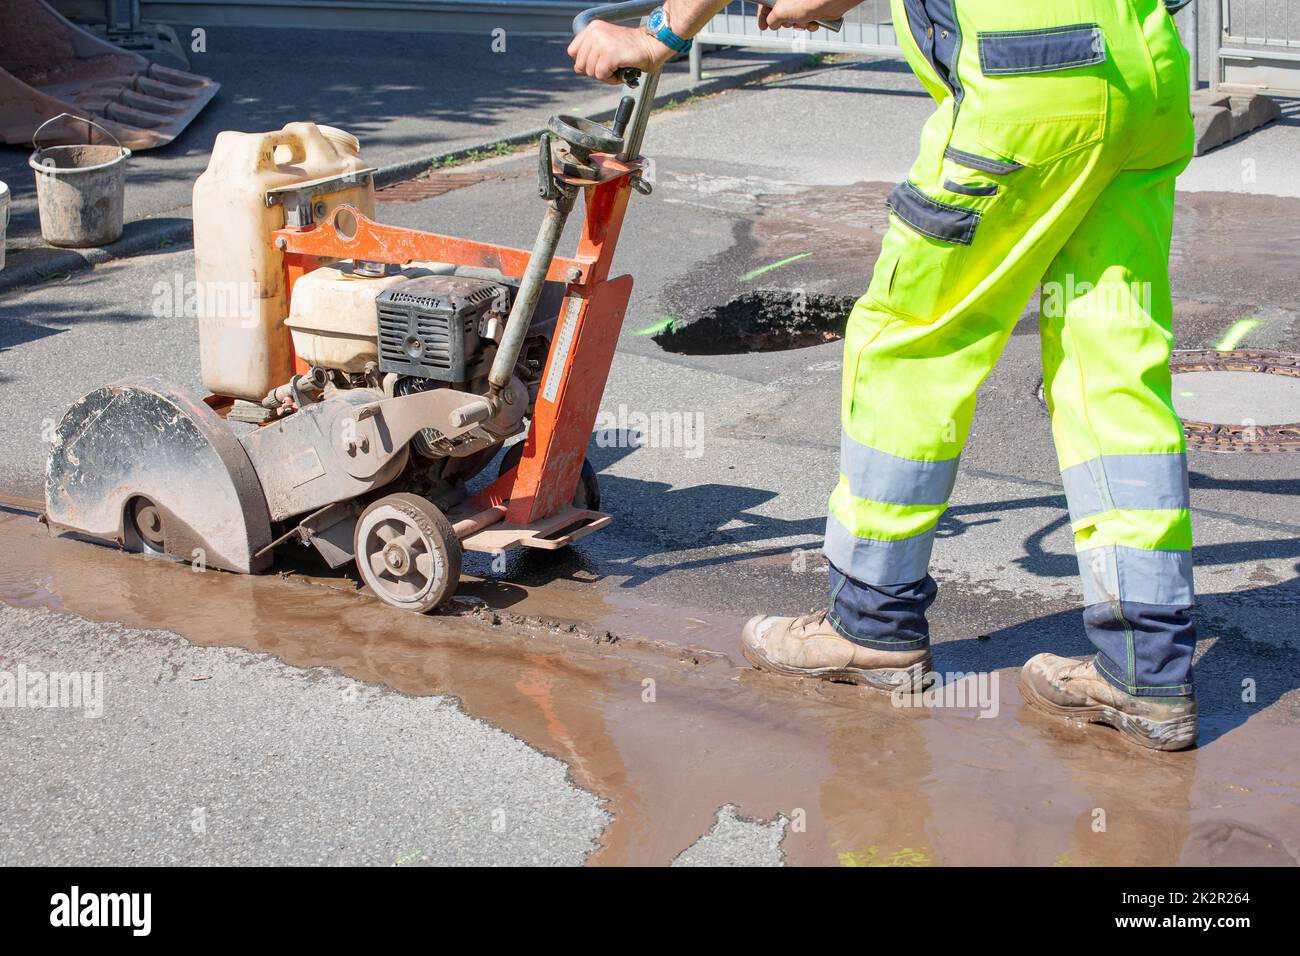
[[634, 316, 676, 337], [740, 252, 812, 281], [1216, 318, 1260, 351]]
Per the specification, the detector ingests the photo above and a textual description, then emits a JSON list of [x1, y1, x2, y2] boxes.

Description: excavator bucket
[[0, 0, 218, 150], [45, 380, 274, 574]]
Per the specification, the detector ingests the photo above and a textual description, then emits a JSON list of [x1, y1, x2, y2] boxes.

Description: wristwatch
[[646, 6, 693, 55]]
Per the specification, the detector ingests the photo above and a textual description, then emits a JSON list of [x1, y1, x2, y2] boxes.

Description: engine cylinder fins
[[44, 380, 274, 573], [353, 493, 462, 612]]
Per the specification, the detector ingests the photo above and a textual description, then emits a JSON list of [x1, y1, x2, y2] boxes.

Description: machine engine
[[276, 260, 557, 507], [376, 275, 502, 382]]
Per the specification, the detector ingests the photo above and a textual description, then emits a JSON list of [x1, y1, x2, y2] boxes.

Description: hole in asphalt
[[653, 290, 855, 355]]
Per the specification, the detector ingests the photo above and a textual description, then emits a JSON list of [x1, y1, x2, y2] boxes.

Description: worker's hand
[[568, 21, 676, 84], [758, 0, 855, 30], [757, 1, 821, 31]]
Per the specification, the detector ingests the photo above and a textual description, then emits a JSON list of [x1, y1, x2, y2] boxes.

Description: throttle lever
[[610, 96, 635, 137]]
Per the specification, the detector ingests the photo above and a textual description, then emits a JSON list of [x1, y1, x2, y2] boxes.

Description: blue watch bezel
[[647, 6, 693, 55]]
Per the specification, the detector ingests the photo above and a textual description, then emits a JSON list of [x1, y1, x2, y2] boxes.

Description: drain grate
[[653, 290, 855, 355], [1171, 349, 1300, 453], [376, 171, 490, 203]]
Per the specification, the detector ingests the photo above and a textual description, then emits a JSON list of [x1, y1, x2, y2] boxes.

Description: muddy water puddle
[[1, 505, 1296, 865]]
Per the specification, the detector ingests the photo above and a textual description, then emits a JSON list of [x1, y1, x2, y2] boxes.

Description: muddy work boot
[[1019, 654, 1197, 751], [741, 611, 931, 693]]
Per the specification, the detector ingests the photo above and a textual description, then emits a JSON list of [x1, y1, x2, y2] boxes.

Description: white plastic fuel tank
[[192, 122, 376, 401], [285, 262, 447, 372]]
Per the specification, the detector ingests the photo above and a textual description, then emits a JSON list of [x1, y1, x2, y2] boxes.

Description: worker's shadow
[[933, 474, 1300, 584], [906, 473, 1300, 746], [934, 577, 1300, 747]]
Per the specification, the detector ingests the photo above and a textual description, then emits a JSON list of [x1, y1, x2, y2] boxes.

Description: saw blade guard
[[45, 379, 274, 573]]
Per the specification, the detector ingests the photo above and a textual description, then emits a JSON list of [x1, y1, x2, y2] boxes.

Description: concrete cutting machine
[[44, 2, 662, 613]]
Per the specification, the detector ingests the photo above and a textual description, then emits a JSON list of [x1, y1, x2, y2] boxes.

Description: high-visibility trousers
[[824, 0, 1197, 697]]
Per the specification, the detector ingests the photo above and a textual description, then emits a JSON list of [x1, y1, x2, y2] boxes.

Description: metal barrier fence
[[1219, 0, 1300, 92], [692, 1, 1300, 96], [692, 0, 899, 78]]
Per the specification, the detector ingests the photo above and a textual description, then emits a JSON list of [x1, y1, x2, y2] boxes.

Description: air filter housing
[[376, 275, 507, 382]]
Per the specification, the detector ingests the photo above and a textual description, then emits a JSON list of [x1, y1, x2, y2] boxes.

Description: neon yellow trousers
[[825, 0, 1197, 696]]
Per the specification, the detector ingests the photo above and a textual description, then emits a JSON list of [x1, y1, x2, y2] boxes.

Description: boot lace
[[793, 609, 830, 632]]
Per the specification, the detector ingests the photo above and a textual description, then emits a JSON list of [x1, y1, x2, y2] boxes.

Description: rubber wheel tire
[[497, 443, 600, 512], [354, 492, 462, 613]]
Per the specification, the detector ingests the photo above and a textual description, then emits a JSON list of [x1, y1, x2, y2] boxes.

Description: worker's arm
[[568, 0, 863, 83], [758, 0, 865, 31], [568, 1, 728, 83]]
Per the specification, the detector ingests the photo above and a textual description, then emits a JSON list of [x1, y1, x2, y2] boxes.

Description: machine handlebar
[[573, 2, 664, 86], [572, 4, 843, 85], [572, 1, 662, 34], [573, 2, 842, 32]]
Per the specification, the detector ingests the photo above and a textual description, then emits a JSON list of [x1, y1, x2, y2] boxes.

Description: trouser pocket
[[887, 181, 981, 245], [865, 180, 989, 324], [970, 23, 1110, 167]]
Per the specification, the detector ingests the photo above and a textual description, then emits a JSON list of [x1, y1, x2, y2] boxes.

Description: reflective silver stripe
[[841, 432, 959, 506], [1077, 545, 1194, 608], [1061, 453, 1190, 523], [823, 514, 936, 585]]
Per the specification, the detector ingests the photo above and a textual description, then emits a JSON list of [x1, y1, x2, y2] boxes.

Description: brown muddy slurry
[[1, 501, 1296, 865]]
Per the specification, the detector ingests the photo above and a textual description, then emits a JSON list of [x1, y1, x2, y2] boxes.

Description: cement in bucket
[[28, 114, 131, 249]]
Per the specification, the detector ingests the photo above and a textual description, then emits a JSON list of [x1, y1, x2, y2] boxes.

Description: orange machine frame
[[271, 154, 640, 538]]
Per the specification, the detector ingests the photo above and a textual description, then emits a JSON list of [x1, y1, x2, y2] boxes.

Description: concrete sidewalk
[[0, 24, 804, 292]]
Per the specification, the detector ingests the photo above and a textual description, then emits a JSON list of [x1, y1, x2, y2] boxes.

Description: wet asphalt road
[[1, 58, 1298, 864]]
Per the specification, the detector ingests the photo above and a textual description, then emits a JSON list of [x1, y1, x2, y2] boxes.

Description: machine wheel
[[497, 443, 600, 511], [354, 493, 462, 613]]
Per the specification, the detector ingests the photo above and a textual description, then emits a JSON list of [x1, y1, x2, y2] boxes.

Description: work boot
[[1018, 653, 1198, 752], [741, 611, 931, 693]]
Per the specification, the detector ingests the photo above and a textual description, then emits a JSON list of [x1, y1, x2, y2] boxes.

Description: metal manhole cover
[[1034, 349, 1300, 453], [1171, 349, 1300, 453]]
